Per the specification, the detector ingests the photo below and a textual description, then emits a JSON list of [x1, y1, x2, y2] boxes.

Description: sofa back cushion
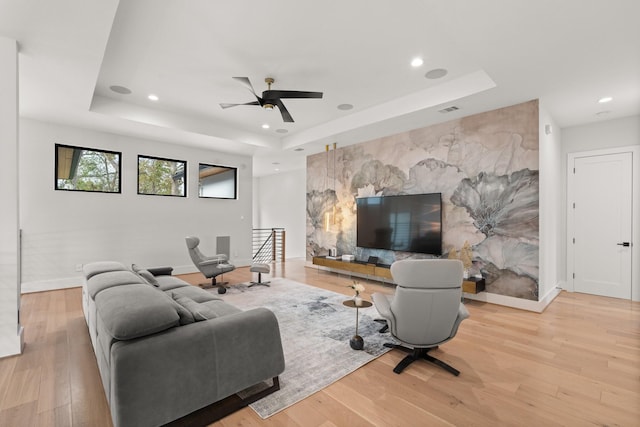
[[83, 261, 127, 280], [87, 270, 147, 299], [96, 284, 180, 340]]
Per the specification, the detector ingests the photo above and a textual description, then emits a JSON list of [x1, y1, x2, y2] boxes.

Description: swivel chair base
[[383, 343, 460, 376], [374, 319, 389, 333], [199, 277, 229, 294]]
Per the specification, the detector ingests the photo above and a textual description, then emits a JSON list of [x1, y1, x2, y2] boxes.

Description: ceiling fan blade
[[274, 99, 294, 122], [232, 76, 254, 91], [219, 101, 260, 109], [264, 90, 323, 99], [232, 77, 260, 97]]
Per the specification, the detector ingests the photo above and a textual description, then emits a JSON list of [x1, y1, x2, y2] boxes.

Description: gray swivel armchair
[[372, 259, 469, 375], [185, 236, 236, 294]]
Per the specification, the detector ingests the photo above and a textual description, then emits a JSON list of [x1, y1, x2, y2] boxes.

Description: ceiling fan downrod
[[263, 77, 275, 110]]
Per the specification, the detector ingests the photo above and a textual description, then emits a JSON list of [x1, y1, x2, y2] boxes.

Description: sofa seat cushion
[[83, 261, 127, 280], [96, 284, 180, 340], [172, 295, 242, 321], [169, 285, 221, 303], [87, 270, 147, 299], [155, 275, 190, 291]]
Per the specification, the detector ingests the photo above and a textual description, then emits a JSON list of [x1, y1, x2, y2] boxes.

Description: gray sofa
[[81, 261, 285, 427]]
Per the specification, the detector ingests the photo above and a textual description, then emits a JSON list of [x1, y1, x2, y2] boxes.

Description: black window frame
[[54, 143, 122, 194], [198, 163, 238, 199], [137, 154, 187, 197]]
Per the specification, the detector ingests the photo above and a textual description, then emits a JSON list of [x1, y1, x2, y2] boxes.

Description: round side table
[[343, 299, 373, 350]]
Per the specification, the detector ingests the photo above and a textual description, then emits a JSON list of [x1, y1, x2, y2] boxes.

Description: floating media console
[[312, 256, 485, 294], [312, 256, 393, 281]]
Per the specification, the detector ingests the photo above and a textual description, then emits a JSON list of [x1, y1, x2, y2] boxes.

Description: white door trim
[[567, 145, 639, 301]]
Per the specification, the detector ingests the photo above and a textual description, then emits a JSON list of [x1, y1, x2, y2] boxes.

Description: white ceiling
[[2, 0, 639, 176]]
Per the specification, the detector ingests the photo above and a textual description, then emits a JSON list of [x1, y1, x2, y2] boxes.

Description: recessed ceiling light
[[337, 104, 353, 110], [148, 94, 159, 101], [598, 96, 613, 103], [262, 124, 270, 129], [272, 162, 280, 165], [294, 148, 304, 152], [276, 129, 289, 134], [411, 57, 424, 67], [596, 110, 611, 116], [425, 68, 448, 79], [110, 85, 131, 95]]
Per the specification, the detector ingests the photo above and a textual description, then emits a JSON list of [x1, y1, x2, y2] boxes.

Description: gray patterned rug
[[214, 278, 392, 419]]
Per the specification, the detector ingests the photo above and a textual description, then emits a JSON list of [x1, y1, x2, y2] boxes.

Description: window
[[55, 144, 121, 193], [137, 155, 186, 197], [198, 163, 237, 199]]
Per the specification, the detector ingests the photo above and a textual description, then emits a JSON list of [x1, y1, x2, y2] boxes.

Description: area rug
[[214, 278, 392, 419]]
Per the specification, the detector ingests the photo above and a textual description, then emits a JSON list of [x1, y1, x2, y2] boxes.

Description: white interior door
[[571, 152, 633, 299]]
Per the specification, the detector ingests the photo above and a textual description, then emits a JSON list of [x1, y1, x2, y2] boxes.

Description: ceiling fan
[[220, 77, 323, 123]]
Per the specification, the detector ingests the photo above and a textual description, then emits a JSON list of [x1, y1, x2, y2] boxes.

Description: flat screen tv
[[356, 193, 442, 255]]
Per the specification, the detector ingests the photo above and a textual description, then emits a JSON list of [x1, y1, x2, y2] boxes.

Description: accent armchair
[[372, 259, 469, 375], [185, 236, 236, 294]]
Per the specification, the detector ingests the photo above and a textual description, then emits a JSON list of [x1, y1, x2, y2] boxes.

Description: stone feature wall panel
[[307, 100, 540, 300]]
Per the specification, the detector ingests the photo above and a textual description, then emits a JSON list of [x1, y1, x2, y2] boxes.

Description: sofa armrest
[[198, 257, 226, 266], [108, 307, 284, 427]]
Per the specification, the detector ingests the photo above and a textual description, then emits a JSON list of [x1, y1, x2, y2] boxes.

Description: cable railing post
[[271, 229, 276, 262]]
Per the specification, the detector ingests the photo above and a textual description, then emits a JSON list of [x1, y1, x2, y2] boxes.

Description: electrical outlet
[[75, 264, 83, 272]]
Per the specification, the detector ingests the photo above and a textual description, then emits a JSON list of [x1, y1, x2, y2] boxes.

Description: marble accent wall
[[307, 100, 540, 300]]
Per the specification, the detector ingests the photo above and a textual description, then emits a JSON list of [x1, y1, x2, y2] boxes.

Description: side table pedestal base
[[350, 335, 364, 350]]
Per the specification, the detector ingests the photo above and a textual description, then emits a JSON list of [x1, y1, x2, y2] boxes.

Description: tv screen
[[356, 193, 442, 255]]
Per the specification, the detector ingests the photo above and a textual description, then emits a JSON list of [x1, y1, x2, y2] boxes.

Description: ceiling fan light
[[264, 103, 275, 110]]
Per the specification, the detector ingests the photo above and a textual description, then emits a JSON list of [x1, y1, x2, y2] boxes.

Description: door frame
[[567, 145, 639, 301]]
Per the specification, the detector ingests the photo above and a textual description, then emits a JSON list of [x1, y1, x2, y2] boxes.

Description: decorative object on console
[[341, 254, 355, 262], [449, 241, 474, 278]]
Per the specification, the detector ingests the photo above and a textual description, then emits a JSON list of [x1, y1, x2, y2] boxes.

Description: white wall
[[0, 37, 23, 357], [538, 102, 563, 306], [20, 119, 254, 292], [562, 115, 640, 153], [254, 169, 307, 259]]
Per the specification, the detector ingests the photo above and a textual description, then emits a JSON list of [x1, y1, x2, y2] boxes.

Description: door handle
[[616, 242, 631, 247]]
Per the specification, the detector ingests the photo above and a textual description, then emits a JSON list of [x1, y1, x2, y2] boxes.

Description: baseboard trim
[[0, 326, 24, 359], [463, 286, 562, 312], [21, 277, 82, 294]]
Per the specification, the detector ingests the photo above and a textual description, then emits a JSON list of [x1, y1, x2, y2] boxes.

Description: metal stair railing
[[252, 228, 285, 263]]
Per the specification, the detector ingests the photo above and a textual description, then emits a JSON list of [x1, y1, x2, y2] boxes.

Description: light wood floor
[[1, 260, 639, 426]]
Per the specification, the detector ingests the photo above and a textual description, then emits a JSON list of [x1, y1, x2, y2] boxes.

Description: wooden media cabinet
[[312, 256, 485, 293]]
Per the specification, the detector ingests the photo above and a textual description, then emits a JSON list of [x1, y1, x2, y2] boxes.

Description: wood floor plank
[[2, 260, 638, 427]]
